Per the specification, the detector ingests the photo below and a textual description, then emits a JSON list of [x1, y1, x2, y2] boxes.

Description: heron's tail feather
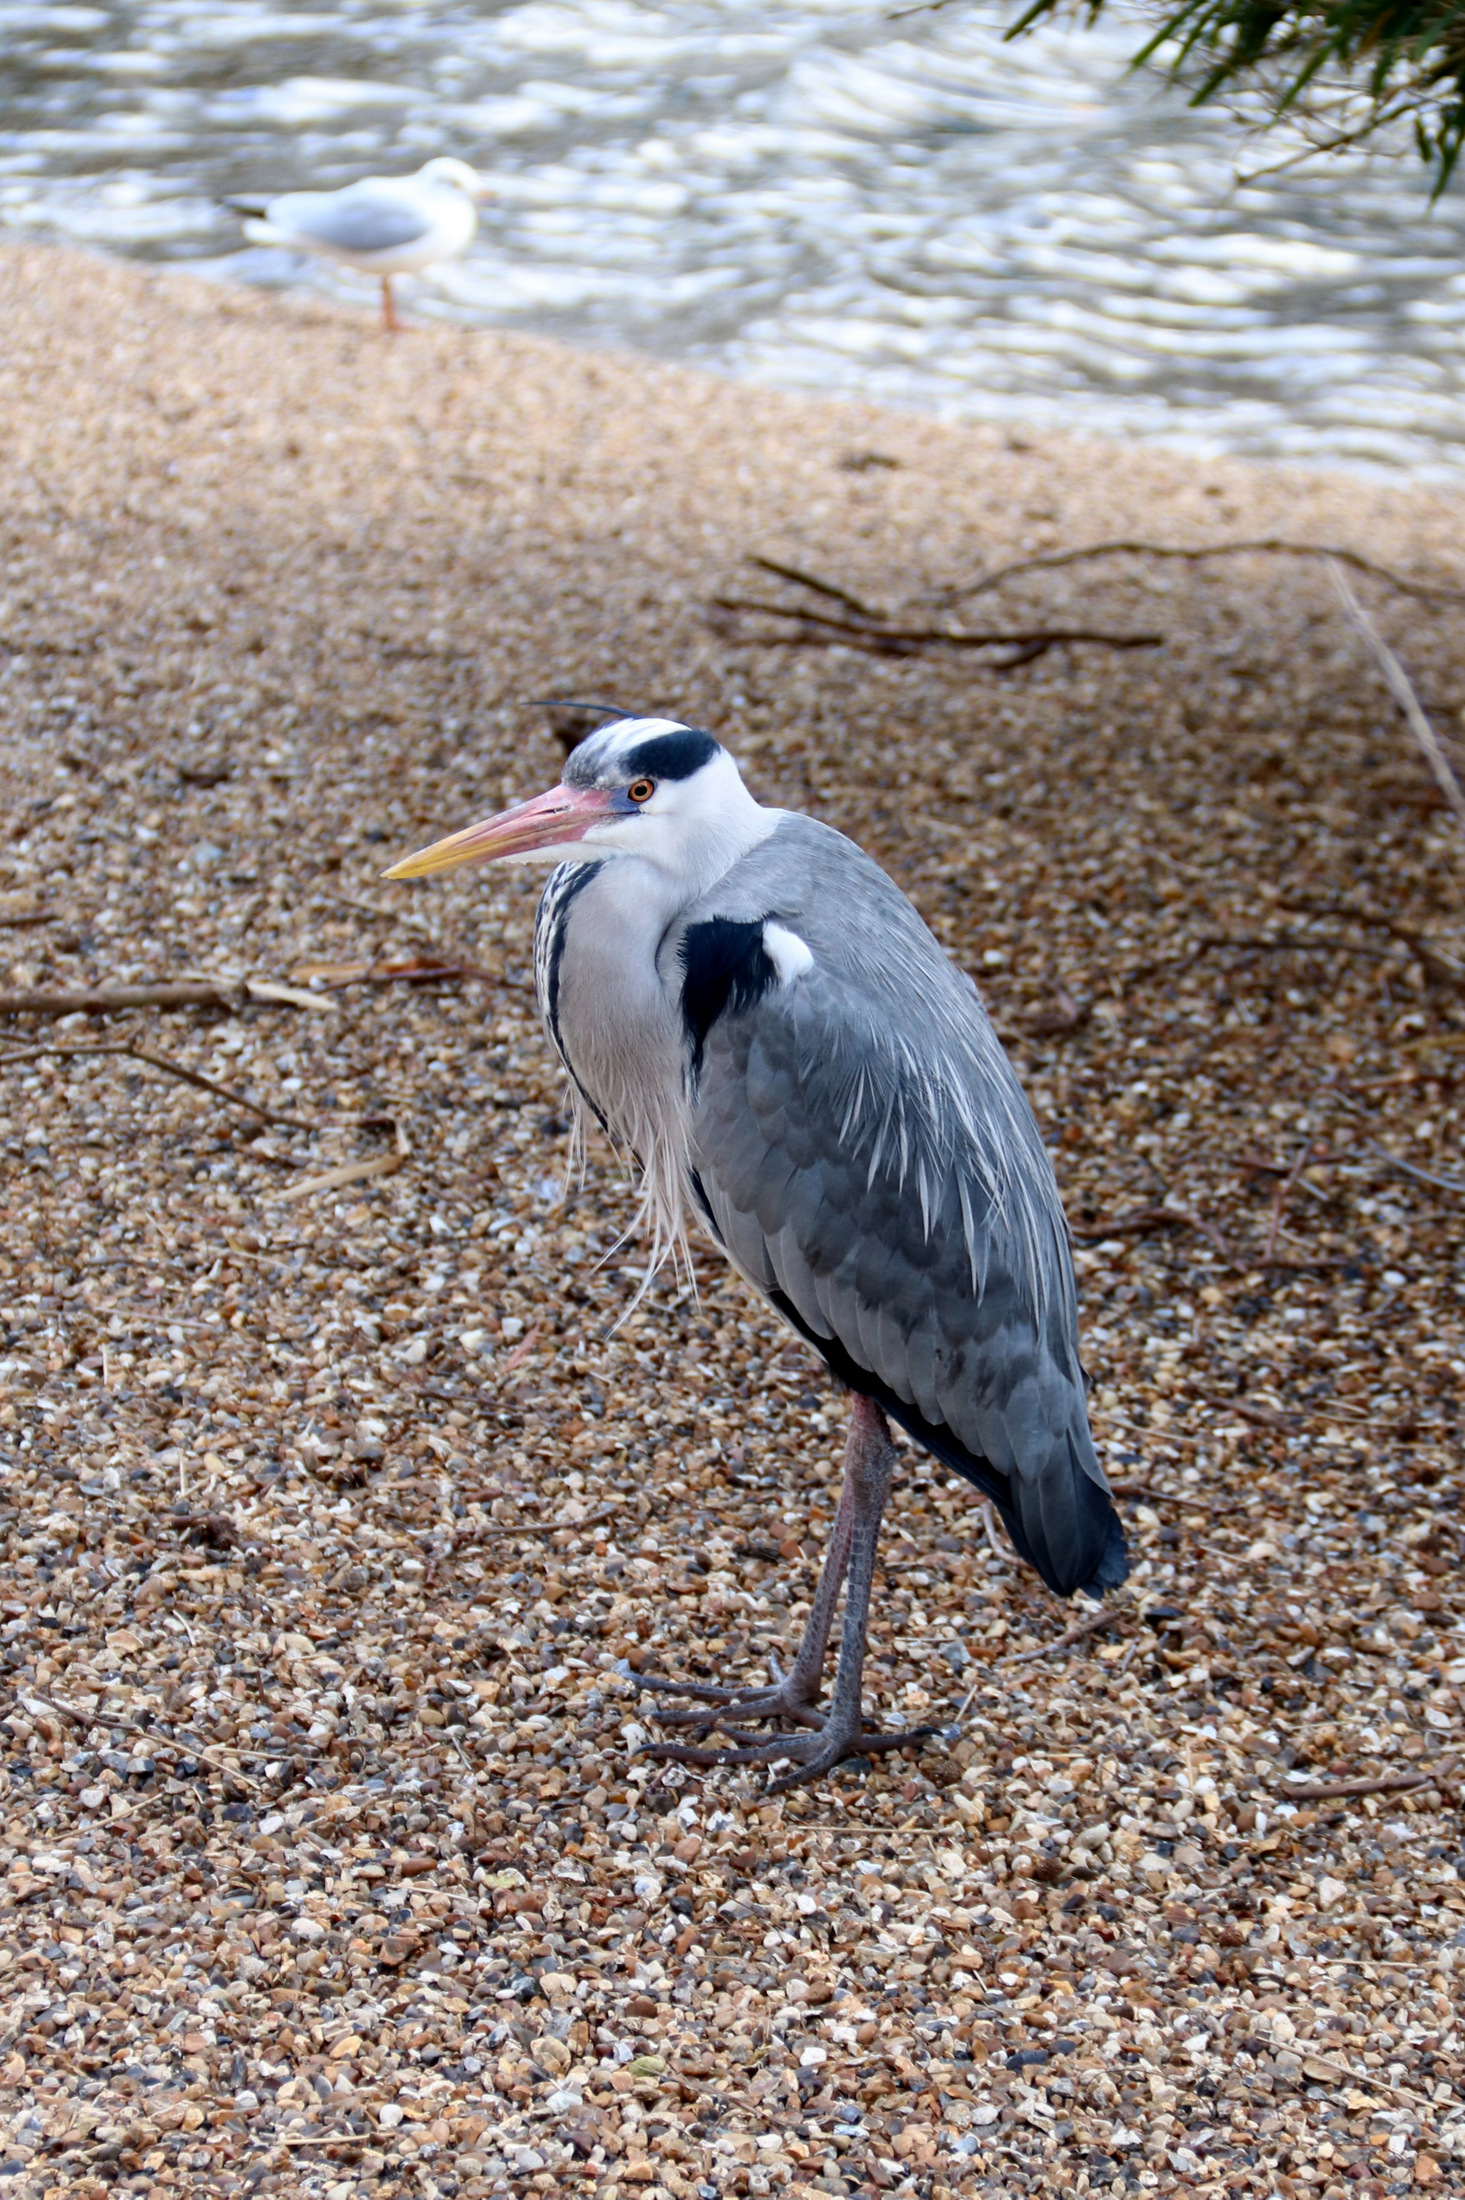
[[1002, 1429, 1128, 1601]]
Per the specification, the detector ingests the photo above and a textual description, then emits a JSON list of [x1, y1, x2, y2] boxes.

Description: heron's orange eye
[[627, 779, 655, 804]]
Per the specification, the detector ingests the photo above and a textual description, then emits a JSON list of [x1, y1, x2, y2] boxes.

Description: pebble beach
[[0, 242, 1463, 2200]]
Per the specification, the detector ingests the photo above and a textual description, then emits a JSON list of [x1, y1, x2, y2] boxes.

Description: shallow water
[[4, 0, 1465, 477]]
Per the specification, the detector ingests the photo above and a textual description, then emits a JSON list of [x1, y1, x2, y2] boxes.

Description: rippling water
[[4, 0, 1465, 476]]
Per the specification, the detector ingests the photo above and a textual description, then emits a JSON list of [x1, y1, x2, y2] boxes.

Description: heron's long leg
[[636, 1442, 856, 1729], [642, 1398, 939, 1788], [764, 1393, 896, 1792], [777, 1459, 855, 1703]]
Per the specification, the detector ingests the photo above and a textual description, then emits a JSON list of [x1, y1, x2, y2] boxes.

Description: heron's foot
[[642, 1715, 942, 1795], [631, 1653, 824, 1733]]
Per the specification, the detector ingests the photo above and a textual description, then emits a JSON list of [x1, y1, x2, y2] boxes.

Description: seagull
[[228, 157, 490, 332], [386, 718, 1127, 1790]]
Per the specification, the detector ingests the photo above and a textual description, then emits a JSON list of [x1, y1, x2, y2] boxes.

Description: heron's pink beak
[[382, 782, 615, 879]]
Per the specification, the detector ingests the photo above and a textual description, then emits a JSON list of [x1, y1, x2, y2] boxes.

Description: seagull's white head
[[384, 717, 774, 894], [417, 156, 492, 202]]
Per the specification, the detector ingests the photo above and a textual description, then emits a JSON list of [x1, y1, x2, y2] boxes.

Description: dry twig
[[978, 1498, 1013, 1566], [1193, 1390, 1300, 1431], [750, 554, 878, 619], [450, 1504, 617, 1546], [289, 956, 500, 990], [270, 1119, 411, 1204], [936, 537, 1465, 609], [21, 1693, 264, 1794], [1264, 1137, 1319, 1263], [1069, 1204, 1230, 1257], [1329, 561, 1465, 840], [1274, 1755, 1459, 1803], [714, 592, 1163, 667], [1276, 895, 1465, 989], [0, 1040, 313, 1128], [1009, 1604, 1125, 1663], [0, 976, 333, 1018], [1364, 1142, 1465, 1196]]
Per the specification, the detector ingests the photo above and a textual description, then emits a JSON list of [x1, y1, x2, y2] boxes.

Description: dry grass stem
[[1329, 559, 1465, 838]]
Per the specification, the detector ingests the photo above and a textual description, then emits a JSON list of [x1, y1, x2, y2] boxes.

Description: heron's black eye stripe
[[627, 778, 654, 804], [621, 727, 719, 781]]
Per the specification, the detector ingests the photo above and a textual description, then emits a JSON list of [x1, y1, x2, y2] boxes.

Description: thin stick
[[750, 555, 878, 619], [978, 1498, 1013, 1566], [450, 1505, 616, 1543], [1274, 1755, 1459, 1803], [0, 1040, 313, 1128], [1276, 894, 1465, 989], [22, 1693, 264, 1794], [1009, 1604, 1124, 1664], [270, 1119, 410, 1204], [1329, 560, 1465, 838], [1193, 1389, 1299, 1431], [1264, 1137, 1316, 1263], [1069, 1204, 1230, 1258], [0, 976, 333, 1018], [1365, 1141, 1465, 1195], [936, 537, 1465, 609], [712, 593, 1163, 658], [0, 980, 235, 1016]]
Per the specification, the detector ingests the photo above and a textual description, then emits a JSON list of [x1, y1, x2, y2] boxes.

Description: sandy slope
[[0, 242, 1462, 2200]]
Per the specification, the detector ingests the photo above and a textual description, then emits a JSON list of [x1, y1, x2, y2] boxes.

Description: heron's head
[[384, 718, 772, 892], [417, 157, 492, 201]]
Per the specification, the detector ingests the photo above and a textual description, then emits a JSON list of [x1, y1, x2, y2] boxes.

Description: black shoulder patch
[[623, 727, 719, 783], [687, 1166, 724, 1245], [679, 917, 774, 1074]]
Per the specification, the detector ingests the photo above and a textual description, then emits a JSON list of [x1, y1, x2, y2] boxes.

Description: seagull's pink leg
[[381, 276, 401, 333]]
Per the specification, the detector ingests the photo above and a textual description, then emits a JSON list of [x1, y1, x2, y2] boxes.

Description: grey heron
[[229, 158, 491, 332], [386, 718, 1127, 1790]]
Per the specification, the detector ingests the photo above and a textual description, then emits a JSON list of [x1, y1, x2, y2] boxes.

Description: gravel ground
[[0, 243, 1463, 2200]]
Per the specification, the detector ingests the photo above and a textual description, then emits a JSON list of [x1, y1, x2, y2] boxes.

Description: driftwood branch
[[1329, 561, 1465, 840], [0, 976, 334, 1019], [1274, 1754, 1459, 1803], [936, 537, 1465, 609], [0, 1040, 313, 1128]]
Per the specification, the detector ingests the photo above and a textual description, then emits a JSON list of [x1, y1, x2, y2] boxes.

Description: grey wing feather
[[673, 816, 1125, 1599], [264, 188, 431, 253]]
